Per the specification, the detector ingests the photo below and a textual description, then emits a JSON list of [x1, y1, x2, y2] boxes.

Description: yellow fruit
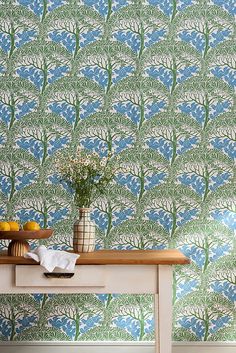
[[23, 221, 40, 231], [7, 221, 20, 231], [0, 221, 11, 231]]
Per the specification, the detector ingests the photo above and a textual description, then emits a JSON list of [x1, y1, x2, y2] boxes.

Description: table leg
[[155, 265, 173, 353]]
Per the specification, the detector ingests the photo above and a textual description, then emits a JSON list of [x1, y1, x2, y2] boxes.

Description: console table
[[0, 250, 190, 353]]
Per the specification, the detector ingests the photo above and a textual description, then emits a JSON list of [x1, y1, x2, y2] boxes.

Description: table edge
[[0, 249, 190, 265]]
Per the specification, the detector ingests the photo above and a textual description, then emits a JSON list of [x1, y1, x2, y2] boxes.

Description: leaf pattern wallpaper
[[0, 0, 235, 342]]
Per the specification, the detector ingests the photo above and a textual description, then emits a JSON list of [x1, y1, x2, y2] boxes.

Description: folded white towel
[[24, 245, 80, 272]]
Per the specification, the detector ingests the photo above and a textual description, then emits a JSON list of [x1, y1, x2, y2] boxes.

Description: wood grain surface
[[0, 249, 190, 265], [0, 229, 53, 240]]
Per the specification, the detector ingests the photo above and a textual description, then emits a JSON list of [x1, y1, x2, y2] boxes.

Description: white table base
[[0, 264, 173, 353]]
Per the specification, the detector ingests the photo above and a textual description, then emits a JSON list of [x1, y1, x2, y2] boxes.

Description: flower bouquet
[[56, 147, 117, 252]]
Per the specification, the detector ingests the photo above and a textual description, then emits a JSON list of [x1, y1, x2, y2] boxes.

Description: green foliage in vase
[[56, 147, 119, 208]]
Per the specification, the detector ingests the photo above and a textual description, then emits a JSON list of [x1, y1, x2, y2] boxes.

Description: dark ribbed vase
[[73, 208, 95, 252]]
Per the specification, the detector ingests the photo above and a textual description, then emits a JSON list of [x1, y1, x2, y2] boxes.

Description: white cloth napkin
[[24, 245, 80, 272]]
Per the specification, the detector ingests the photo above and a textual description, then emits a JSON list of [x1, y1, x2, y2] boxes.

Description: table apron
[[0, 264, 159, 294]]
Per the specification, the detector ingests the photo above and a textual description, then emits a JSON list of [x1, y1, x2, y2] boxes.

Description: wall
[[0, 0, 235, 343]]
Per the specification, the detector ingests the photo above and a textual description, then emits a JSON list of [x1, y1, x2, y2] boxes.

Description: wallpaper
[[0, 0, 235, 342]]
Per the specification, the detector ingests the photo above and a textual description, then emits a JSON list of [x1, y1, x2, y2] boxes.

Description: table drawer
[[15, 265, 106, 287]]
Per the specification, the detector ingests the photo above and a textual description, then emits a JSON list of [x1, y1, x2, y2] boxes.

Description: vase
[[73, 208, 95, 252]]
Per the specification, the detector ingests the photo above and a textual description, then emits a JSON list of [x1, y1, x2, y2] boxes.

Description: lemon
[[0, 221, 11, 231], [23, 221, 40, 231], [8, 221, 20, 231]]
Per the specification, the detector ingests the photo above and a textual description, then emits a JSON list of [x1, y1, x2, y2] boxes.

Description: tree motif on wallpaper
[[47, 218, 75, 250], [207, 40, 236, 88], [174, 77, 234, 129], [93, 184, 136, 248], [109, 76, 168, 129], [142, 40, 201, 94], [0, 48, 7, 75], [111, 219, 169, 250], [0, 148, 38, 218], [206, 255, 236, 303], [144, 184, 201, 243], [108, 294, 154, 341], [0, 5, 39, 59], [46, 294, 104, 340], [44, 3, 104, 58], [108, 3, 168, 57], [45, 76, 104, 131], [0, 77, 38, 129], [13, 41, 71, 93], [173, 4, 234, 60], [174, 291, 234, 341], [0, 294, 39, 341], [78, 112, 136, 154], [117, 147, 168, 200], [75, 40, 137, 93], [176, 220, 233, 276], [208, 184, 236, 230], [0, 0, 235, 342], [175, 148, 233, 201], [141, 112, 201, 164], [14, 184, 71, 229], [14, 112, 71, 165], [207, 113, 236, 159]]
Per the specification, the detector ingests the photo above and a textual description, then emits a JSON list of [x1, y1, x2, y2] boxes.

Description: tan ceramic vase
[[73, 208, 95, 252]]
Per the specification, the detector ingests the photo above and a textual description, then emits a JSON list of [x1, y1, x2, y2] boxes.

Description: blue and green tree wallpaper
[[0, 0, 235, 342]]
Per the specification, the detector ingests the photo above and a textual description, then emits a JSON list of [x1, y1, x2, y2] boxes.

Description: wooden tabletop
[[0, 249, 190, 265]]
